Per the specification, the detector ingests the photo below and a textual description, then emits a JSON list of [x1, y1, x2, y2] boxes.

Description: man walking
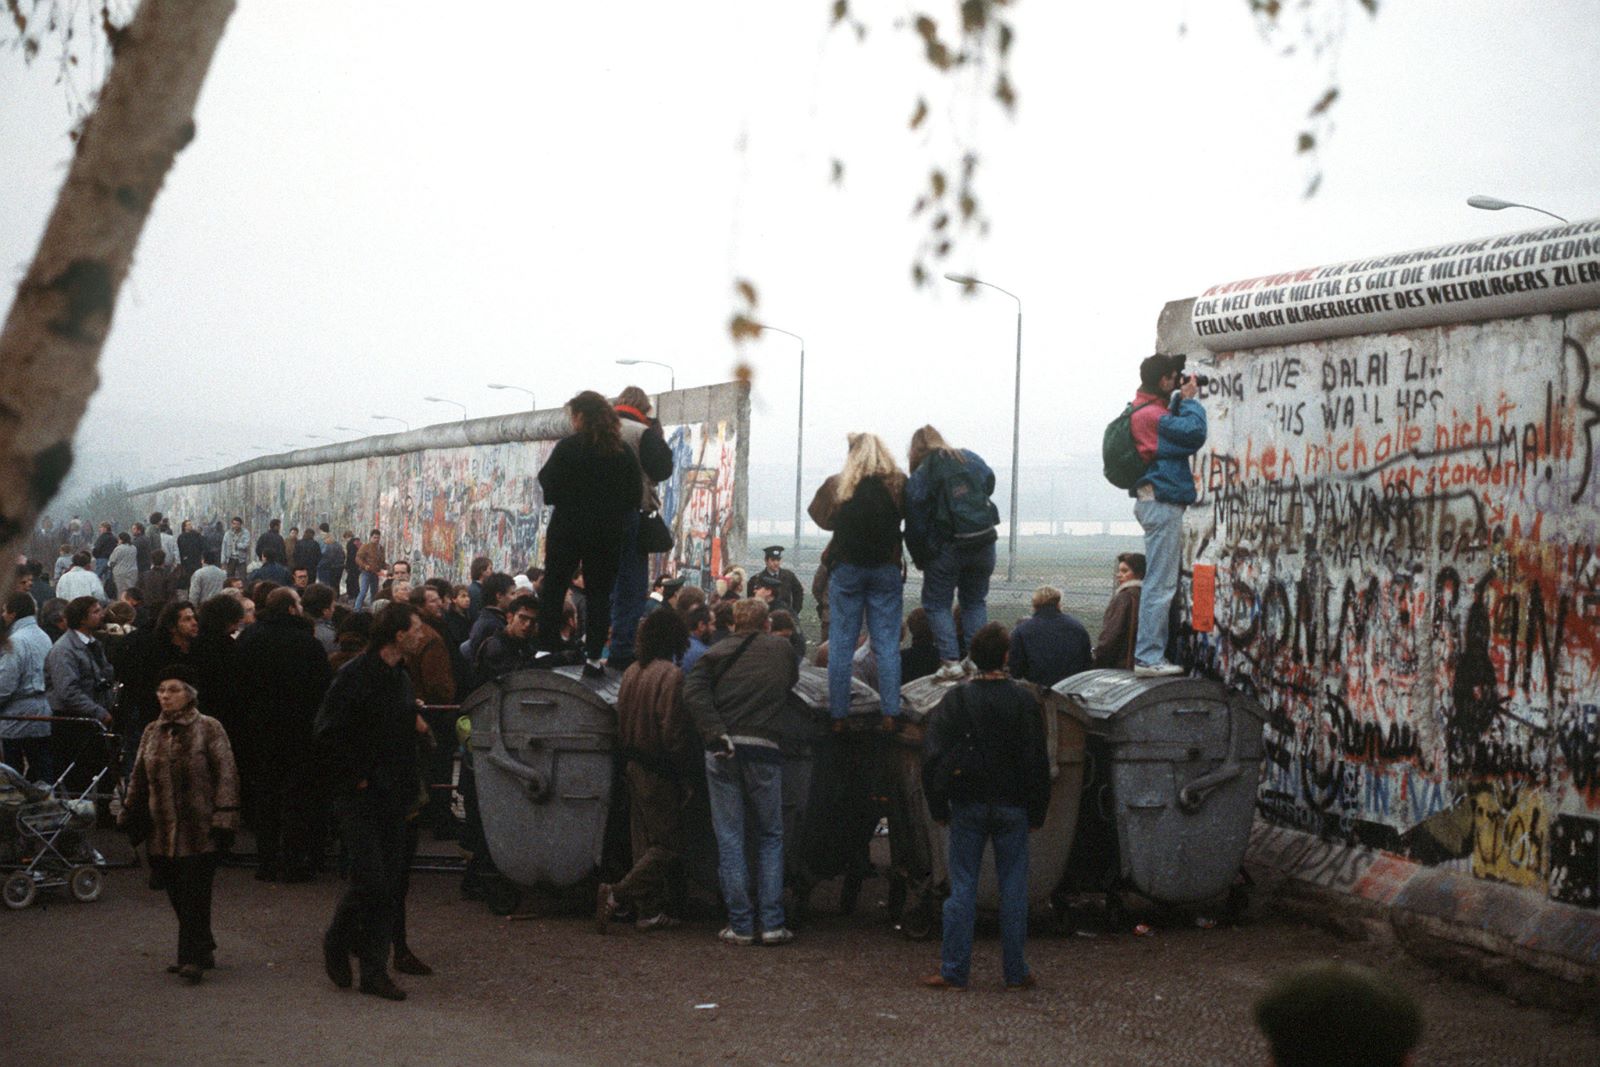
[[683, 598, 800, 946], [1128, 353, 1206, 677], [316, 603, 431, 1002]]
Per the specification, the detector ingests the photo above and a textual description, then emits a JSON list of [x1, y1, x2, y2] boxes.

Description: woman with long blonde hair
[[904, 424, 999, 681], [807, 433, 907, 724]]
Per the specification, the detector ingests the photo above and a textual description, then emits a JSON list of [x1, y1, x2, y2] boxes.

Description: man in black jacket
[[236, 587, 334, 882], [317, 602, 431, 1002], [1007, 585, 1092, 689], [921, 622, 1050, 992]]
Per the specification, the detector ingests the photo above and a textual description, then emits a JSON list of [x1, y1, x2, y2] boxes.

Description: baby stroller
[[1, 761, 108, 909]]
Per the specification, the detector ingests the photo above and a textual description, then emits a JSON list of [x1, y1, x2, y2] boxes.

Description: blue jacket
[[1007, 605, 1092, 689], [1134, 398, 1206, 505], [0, 616, 53, 739], [905, 448, 997, 568]]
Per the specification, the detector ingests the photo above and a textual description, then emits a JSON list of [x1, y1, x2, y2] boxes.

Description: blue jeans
[[704, 751, 784, 934], [608, 510, 648, 663], [921, 540, 996, 662], [941, 801, 1030, 986], [1134, 498, 1184, 668], [355, 570, 377, 612], [827, 562, 902, 719]]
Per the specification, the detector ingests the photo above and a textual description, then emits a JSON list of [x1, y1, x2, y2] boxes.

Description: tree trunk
[[0, 0, 236, 592]]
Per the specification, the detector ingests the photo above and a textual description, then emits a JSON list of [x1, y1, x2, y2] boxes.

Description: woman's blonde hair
[[837, 432, 902, 502], [907, 424, 960, 473]]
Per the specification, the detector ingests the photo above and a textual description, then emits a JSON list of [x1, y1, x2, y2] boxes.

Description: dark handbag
[[638, 510, 674, 554]]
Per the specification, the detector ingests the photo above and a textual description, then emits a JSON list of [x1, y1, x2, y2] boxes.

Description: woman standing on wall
[[535, 391, 642, 677], [808, 433, 907, 726]]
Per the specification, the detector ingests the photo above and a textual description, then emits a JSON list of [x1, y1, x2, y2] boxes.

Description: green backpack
[[1102, 400, 1159, 490]]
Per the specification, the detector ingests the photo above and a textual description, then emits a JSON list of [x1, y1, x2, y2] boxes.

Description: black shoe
[[323, 937, 352, 989], [393, 948, 433, 976], [581, 662, 606, 679], [359, 973, 407, 1001], [200, 951, 216, 971]]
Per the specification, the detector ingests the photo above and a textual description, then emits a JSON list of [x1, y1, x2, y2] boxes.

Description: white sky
[[2, 0, 1598, 519]]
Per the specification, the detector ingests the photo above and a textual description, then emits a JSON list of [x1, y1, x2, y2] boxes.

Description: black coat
[[292, 537, 322, 575], [235, 614, 334, 757], [92, 531, 117, 560], [922, 678, 1051, 827], [1007, 605, 1092, 689], [254, 530, 286, 564], [537, 434, 641, 541], [314, 650, 420, 815]]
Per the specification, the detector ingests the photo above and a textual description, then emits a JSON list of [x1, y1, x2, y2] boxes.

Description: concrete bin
[[1052, 669, 1266, 907], [888, 675, 1087, 937]]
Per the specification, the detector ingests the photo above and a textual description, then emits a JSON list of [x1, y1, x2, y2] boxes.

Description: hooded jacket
[[1130, 391, 1207, 505]]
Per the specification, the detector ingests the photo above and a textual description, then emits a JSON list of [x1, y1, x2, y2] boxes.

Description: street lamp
[[944, 271, 1023, 583], [306, 434, 331, 442], [1467, 195, 1569, 224], [333, 424, 361, 435], [487, 383, 537, 411], [372, 414, 411, 432], [751, 322, 806, 557], [615, 359, 676, 392], [423, 396, 468, 421]]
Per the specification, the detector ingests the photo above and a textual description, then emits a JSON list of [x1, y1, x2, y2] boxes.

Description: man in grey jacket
[[45, 597, 117, 805], [221, 516, 251, 579], [683, 597, 800, 946]]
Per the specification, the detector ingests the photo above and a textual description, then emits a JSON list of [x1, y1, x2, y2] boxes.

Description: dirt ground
[[4, 832, 1597, 1067]]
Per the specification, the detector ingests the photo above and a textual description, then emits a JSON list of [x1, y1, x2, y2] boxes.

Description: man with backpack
[[1119, 353, 1207, 677], [905, 425, 1000, 682]]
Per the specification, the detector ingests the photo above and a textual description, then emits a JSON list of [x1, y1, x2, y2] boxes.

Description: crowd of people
[[0, 364, 1209, 999]]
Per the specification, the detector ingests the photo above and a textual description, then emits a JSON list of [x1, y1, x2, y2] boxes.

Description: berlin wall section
[[127, 380, 749, 590], [1154, 219, 1600, 928]]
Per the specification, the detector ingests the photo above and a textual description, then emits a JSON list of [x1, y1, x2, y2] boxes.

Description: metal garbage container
[[887, 674, 1087, 938], [461, 666, 618, 909], [1052, 669, 1265, 909]]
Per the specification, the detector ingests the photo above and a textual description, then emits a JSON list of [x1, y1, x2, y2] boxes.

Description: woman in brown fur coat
[[120, 663, 240, 984]]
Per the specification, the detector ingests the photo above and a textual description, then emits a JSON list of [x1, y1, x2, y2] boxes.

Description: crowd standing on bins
[[0, 364, 1221, 999]]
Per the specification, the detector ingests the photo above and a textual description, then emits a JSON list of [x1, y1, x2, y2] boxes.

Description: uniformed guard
[[749, 546, 804, 614]]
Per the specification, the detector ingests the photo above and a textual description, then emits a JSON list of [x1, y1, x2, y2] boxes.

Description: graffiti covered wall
[[1169, 306, 1600, 911], [129, 382, 749, 587]]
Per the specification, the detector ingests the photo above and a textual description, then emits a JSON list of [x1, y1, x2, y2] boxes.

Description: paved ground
[[5, 839, 1597, 1066]]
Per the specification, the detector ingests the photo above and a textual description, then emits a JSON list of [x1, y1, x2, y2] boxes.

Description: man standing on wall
[[1128, 354, 1207, 677]]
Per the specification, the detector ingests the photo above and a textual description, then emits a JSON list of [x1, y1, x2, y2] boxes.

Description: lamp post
[[306, 434, 331, 443], [372, 414, 410, 432], [752, 322, 806, 557], [615, 359, 676, 392], [1467, 195, 1569, 224], [423, 396, 467, 422], [487, 383, 537, 411], [944, 271, 1022, 583], [333, 424, 361, 435]]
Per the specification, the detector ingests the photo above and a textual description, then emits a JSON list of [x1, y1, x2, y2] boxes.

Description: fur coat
[[121, 704, 240, 858]]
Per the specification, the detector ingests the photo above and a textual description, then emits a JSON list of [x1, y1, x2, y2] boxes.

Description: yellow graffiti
[[1470, 783, 1547, 889]]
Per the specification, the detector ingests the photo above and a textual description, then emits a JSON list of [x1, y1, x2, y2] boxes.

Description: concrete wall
[[1158, 246, 1600, 916], [128, 381, 750, 588]]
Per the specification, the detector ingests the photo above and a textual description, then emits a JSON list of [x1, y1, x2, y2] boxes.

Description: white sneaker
[[718, 926, 755, 946], [635, 912, 679, 932], [1133, 662, 1185, 677], [933, 660, 966, 683], [760, 927, 795, 945]]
